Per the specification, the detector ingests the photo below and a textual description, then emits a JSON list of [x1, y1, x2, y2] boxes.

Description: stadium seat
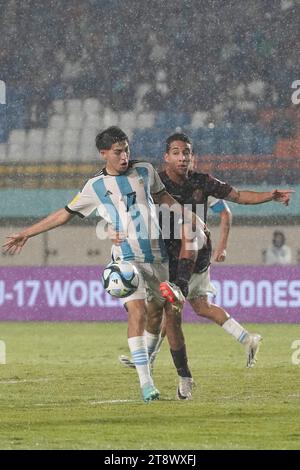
[[253, 132, 276, 155], [198, 139, 217, 155], [190, 128, 205, 141], [154, 112, 170, 129], [49, 115, 66, 129], [214, 126, 235, 155], [44, 143, 62, 161], [79, 129, 98, 158], [52, 100, 65, 115], [80, 129, 97, 145], [102, 108, 119, 128], [118, 111, 136, 133], [67, 113, 83, 130], [45, 129, 62, 146], [234, 125, 255, 154], [82, 98, 101, 115], [136, 112, 155, 129], [136, 83, 151, 100], [273, 138, 293, 158], [131, 128, 164, 159], [6, 102, 28, 131], [175, 113, 191, 129], [190, 128, 205, 153], [0, 103, 7, 140], [0, 130, 7, 143], [48, 84, 66, 100], [8, 129, 26, 146], [8, 143, 24, 161], [63, 129, 79, 145], [0, 143, 7, 161], [79, 140, 98, 160], [25, 144, 42, 162], [154, 112, 190, 131], [6, 85, 30, 131], [194, 128, 217, 155], [217, 138, 235, 155], [66, 99, 82, 115], [61, 142, 78, 161], [27, 129, 44, 147], [83, 115, 103, 131], [190, 111, 209, 129], [291, 138, 300, 157]]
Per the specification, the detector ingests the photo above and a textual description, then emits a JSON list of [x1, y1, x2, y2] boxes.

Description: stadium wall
[[1, 225, 299, 266], [0, 186, 299, 218]]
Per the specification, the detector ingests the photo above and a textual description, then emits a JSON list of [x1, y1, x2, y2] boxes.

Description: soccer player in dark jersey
[[120, 132, 293, 396]]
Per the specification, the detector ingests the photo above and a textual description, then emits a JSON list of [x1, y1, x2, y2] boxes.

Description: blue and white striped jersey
[[66, 161, 168, 263]]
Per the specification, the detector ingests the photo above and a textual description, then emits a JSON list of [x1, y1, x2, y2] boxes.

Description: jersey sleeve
[[148, 163, 166, 195], [208, 196, 230, 214], [203, 174, 233, 199], [65, 181, 98, 218]]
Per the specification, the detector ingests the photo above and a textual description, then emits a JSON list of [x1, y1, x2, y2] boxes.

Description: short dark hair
[[95, 126, 129, 151], [273, 231, 285, 243], [165, 132, 192, 153]]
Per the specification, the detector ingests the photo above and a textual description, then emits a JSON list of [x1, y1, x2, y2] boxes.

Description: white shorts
[[121, 261, 169, 307], [187, 267, 217, 300]]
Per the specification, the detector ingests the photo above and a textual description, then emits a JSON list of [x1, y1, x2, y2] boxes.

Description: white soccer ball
[[102, 261, 139, 298]]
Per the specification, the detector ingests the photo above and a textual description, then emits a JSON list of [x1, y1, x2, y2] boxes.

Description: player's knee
[[146, 314, 162, 334], [146, 302, 163, 332], [194, 298, 212, 317], [164, 306, 182, 327]]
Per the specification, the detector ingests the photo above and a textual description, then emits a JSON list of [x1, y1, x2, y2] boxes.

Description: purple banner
[[0, 266, 299, 322]]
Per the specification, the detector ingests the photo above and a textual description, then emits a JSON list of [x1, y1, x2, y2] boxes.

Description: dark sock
[[176, 258, 195, 298], [170, 345, 192, 378]]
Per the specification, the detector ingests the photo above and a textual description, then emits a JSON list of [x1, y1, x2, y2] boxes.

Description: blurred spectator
[[263, 230, 292, 265]]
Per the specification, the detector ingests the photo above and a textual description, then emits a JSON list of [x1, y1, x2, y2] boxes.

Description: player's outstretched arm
[[213, 206, 232, 262], [226, 188, 294, 206], [2, 208, 74, 255]]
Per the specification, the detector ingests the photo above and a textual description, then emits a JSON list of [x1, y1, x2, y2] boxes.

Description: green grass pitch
[[0, 322, 300, 450]]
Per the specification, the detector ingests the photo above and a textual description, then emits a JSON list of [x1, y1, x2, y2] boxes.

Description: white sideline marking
[[30, 399, 139, 408], [90, 399, 138, 405], [0, 377, 52, 384], [33, 402, 61, 407]]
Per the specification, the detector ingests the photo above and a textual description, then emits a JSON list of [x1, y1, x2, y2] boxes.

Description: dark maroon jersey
[[159, 170, 232, 280]]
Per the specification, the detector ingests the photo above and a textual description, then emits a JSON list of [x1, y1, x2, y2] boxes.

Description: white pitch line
[[0, 378, 52, 385], [90, 399, 139, 405]]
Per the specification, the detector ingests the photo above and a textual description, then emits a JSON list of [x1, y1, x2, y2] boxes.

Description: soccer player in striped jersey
[[3, 127, 206, 402]]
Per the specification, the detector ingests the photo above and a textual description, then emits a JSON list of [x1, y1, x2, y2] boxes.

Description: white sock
[[144, 331, 159, 359], [128, 336, 153, 388], [150, 333, 165, 364], [222, 317, 249, 344]]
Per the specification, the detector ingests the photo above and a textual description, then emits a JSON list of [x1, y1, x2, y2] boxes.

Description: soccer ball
[[102, 261, 139, 298]]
